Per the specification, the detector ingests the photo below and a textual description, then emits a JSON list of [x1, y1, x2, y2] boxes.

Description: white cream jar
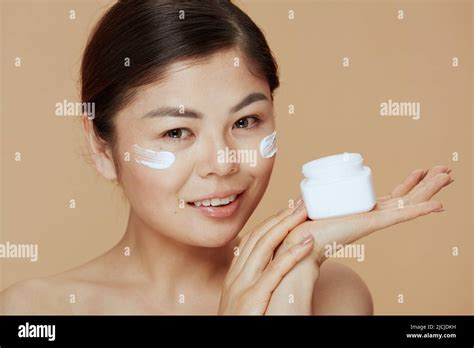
[[300, 153, 376, 219]]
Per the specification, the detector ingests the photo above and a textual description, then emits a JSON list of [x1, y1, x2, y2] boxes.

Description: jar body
[[300, 154, 376, 219]]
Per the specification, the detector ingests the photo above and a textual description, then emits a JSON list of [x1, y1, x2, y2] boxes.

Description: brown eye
[[167, 128, 183, 138], [163, 128, 192, 142], [233, 116, 259, 129]]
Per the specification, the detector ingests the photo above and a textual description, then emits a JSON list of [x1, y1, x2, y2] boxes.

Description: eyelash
[[161, 115, 261, 142], [162, 128, 192, 142], [233, 115, 261, 130]]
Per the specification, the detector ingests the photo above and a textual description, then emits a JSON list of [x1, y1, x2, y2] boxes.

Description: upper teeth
[[193, 194, 237, 207]]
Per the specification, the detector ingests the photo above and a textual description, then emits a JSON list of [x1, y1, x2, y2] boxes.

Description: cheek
[[257, 155, 275, 176], [246, 153, 275, 189], [119, 152, 193, 215]]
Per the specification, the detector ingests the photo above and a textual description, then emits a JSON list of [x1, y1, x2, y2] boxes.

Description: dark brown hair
[[81, 0, 280, 146]]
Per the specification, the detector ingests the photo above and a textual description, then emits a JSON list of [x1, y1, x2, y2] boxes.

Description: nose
[[195, 133, 239, 178]]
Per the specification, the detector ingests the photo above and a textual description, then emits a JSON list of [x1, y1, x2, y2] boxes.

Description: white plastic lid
[[302, 152, 364, 181]]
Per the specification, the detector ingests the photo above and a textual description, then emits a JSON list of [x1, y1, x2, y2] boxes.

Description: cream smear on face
[[259, 130, 277, 158], [133, 144, 176, 169]]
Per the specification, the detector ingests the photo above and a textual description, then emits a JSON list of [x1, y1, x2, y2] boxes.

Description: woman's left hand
[[265, 165, 453, 315]]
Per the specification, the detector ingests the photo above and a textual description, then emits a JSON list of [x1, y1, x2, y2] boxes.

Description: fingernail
[[292, 198, 304, 213], [446, 169, 452, 174], [301, 234, 313, 246], [433, 208, 445, 212]]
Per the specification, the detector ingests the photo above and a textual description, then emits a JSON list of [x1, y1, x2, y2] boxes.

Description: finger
[[378, 171, 453, 210], [233, 201, 307, 286], [378, 169, 426, 203], [227, 198, 303, 282], [377, 166, 451, 205], [237, 196, 303, 250], [316, 200, 442, 249], [252, 235, 314, 298], [379, 174, 452, 210], [422, 165, 450, 181], [406, 172, 452, 205], [227, 207, 292, 281]]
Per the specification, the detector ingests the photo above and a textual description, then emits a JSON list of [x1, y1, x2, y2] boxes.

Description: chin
[[186, 227, 240, 248]]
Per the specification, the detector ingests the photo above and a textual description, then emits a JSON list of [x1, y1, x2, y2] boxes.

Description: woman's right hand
[[218, 199, 314, 315]]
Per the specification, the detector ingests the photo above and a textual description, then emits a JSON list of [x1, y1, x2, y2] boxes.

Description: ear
[[81, 115, 118, 181]]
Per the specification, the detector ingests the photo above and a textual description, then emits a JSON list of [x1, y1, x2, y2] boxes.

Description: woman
[[1, 0, 452, 315]]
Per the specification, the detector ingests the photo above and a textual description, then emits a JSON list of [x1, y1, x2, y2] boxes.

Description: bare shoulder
[[1, 277, 74, 315], [1, 251, 137, 315], [1, 254, 114, 315], [313, 261, 373, 315]]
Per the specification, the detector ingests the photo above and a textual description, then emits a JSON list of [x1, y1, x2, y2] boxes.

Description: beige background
[[1, 0, 472, 314]]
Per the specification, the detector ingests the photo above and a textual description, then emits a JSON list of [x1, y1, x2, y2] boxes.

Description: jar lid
[[302, 152, 364, 180]]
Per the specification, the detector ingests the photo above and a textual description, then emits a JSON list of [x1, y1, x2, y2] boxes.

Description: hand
[[265, 165, 453, 314], [218, 200, 314, 314]]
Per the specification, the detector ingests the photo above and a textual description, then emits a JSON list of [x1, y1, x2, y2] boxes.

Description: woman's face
[[113, 48, 276, 247]]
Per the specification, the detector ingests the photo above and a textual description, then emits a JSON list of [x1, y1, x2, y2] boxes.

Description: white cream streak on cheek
[[133, 144, 176, 169], [259, 130, 277, 158]]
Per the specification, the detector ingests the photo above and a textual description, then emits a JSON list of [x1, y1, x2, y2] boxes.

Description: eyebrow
[[141, 92, 269, 119], [230, 92, 268, 114]]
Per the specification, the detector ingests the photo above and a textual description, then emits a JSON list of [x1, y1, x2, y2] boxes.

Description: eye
[[233, 115, 260, 129], [163, 128, 192, 141]]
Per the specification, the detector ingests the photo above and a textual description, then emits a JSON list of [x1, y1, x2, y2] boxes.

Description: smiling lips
[[192, 194, 237, 207], [187, 191, 244, 218]]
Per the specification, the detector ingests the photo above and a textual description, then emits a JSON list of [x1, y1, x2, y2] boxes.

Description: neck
[[114, 208, 236, 296]]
